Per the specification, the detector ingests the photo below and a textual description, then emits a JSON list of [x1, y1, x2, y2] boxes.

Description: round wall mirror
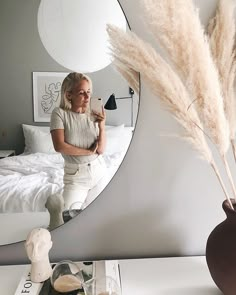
[[0, 0, 139, 245]]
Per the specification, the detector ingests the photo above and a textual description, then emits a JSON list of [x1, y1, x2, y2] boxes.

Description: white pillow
[[105, 124, 133, 155], [120, 126, 134, 152], [22, 124, 55, 154]]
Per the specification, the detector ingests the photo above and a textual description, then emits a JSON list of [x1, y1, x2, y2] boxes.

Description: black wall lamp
[[104, 87, 135, 126]]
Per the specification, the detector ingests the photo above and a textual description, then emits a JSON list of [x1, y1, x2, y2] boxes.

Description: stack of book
[[14, 260, 121, 295]]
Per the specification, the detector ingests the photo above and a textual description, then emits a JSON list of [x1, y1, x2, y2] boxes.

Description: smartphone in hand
[[90, 97, 103, 114]]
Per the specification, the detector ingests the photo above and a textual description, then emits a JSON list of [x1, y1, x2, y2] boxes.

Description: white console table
[[0, 256, 222, 294], [119, 256, 222, 295]]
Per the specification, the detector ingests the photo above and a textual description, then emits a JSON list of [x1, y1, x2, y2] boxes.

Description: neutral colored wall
[[0, 0, 231, 264], [0, 0, 132, 155]]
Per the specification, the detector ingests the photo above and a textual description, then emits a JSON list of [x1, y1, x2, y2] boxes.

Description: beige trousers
[[63, 156, 106, 210]]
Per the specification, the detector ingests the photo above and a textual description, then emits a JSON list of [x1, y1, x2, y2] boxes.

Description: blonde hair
[[60, 72, 93, 110]]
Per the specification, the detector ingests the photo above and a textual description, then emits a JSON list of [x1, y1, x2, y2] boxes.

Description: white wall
[[0, 0, 231, 264]]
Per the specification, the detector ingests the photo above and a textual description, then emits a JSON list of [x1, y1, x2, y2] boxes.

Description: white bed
[[0, 124, 133, 213]]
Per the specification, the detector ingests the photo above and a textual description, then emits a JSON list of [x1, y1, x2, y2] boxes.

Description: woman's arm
[[97, 123, 106, 154], [51, 129, 97, 156], [93, 107, 106, 154]]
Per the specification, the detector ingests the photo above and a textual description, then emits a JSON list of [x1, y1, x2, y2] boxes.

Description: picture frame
[[33, 72, 69, 122]]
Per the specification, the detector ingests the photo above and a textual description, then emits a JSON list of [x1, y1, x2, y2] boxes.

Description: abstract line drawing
[[41, 82, 61, 114], [33, 72, 68, 122]]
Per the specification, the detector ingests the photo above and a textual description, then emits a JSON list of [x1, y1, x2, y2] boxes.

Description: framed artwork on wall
[[33, 72, 69, 122]]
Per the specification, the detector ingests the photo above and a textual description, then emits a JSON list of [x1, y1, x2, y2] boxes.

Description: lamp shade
[[104, 94, 117, 110], [37, 0, 127, 73]]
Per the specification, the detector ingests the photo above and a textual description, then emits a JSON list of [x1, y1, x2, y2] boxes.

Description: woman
[[50, 72, 106, 210]]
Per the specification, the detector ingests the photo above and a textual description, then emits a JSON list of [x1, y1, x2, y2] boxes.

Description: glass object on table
[[50, 260, 84, 293], [63, 201, 83, 223], [83, 276, 121, 295]]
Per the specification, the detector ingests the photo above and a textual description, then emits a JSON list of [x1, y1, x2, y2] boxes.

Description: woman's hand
[[89, 140, 98, 154], [92, 106, 106, 128]]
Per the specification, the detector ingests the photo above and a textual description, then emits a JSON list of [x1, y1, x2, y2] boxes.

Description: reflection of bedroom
[[0, 124, 133, 213], [0, 0, 138, 155], [0, 0, 138, 243]]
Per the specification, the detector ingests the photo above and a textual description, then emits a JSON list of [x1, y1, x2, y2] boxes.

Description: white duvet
[[0, 152, 124, 213]]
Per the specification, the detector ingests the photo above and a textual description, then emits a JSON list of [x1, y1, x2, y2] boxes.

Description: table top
[[0, 264, 27, 294], [119, 256, 222, 295], [0, 256, 222, 294]]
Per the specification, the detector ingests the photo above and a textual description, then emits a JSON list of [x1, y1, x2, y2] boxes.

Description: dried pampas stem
[[210, 161, 234, 210], [208, 0, 236, 144], [222, 155, 236, 202], [207, 0, 236, 200], [207, 0, 236, 168], [141, 0, 230, 157], [114, 61, 140, 94], [107, 24, 234, 205], [231, 141, 236, 164], [107, 25, 212, 162], [231, 139, 236, 163], [106, 0, 236, 208]]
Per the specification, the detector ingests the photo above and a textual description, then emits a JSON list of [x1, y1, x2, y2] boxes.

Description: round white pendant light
[[38, 0, 127, 73]]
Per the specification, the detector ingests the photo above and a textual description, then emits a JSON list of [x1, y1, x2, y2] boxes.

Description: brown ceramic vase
[[206, 199, 236, 295]]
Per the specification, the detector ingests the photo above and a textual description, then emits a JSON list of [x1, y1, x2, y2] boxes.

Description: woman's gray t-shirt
[[50, 107, 98, 164]]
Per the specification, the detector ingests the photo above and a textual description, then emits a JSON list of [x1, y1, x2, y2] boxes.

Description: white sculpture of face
[[25, 228, 53, 263]]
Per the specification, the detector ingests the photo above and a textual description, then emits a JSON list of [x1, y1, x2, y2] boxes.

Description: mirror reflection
[[0, 0, 139, 245]]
